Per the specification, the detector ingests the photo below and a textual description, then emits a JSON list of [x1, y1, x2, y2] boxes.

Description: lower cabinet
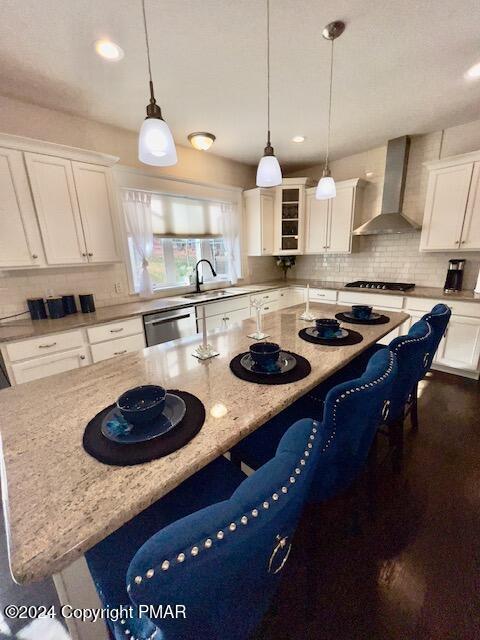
[[90, 333, 146, 363], [434, 315, 480, 372], [205, 306, 251, 331], [10, 346, 91, 384]]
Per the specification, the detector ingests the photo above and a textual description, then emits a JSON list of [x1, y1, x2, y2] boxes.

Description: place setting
[[335, 304, 390, 325], [83, 384, 206, 466], [299, 317, 363, 346], [229, 341, 311, 385]]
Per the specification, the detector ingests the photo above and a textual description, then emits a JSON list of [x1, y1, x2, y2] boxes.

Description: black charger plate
[[230, 350, 311, 385], [335, 312, 390, 325]]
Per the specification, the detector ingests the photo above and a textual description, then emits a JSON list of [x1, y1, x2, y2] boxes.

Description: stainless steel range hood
[[353, 136, 421, 235]]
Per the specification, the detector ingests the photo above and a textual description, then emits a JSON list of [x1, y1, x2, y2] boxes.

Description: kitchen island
[[0, 302, 408, 587]]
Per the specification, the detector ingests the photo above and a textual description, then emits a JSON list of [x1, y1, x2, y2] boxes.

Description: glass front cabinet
[[274, 178, 309, 255]]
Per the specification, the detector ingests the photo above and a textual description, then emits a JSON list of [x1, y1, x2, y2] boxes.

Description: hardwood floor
[[256, 370, 480, 639]]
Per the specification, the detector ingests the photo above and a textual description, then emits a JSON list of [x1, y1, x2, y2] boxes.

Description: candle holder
[[192, 306, 219, 360], [248, 297, 270, 340], [300, 284, 315, 321]]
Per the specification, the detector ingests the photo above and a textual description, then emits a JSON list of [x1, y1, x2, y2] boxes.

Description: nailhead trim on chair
[[127, 420, 322, 597]]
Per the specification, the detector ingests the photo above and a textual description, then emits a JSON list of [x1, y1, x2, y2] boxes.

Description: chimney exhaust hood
[[353, 136, 421, 235]]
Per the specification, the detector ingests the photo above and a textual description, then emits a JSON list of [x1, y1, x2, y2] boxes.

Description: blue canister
[[61, 294, 77, 315], [46, 297, 65, 319], [27, 298, 47, 320], [79, 293, 96, 314]]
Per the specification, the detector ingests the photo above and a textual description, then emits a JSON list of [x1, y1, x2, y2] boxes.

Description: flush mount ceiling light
[[256, 0, 282, 188], [94, 39, 124, 61], [465, 61, 480, 80], [188, 132, 216, 151], [138, 0, 177, 166], [315, 20, 345, 201], [292, 135, 305, 143]]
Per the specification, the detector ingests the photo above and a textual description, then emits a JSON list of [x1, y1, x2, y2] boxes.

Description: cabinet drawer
[[11, 346, 90, 384], [405, 297, 480, 318], [262, 301, 279, 313], [309, 288, 337, 302], [201, 295, 249, 318], [90, 333, 146, 363], [87, 317, 144, 344], [337, 291, 403, 309], [6, 330, 84, 362], [250, 290, 280, 305]]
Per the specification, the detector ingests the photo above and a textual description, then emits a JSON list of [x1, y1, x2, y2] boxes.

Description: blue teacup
[[117, 385, 166, 426], [352, 305, 373, 320], [315, 318, 340, 338], [249, 342, 281, 370]]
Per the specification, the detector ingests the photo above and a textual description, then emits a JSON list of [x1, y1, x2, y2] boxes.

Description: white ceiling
[[1, 0, 480, 169]]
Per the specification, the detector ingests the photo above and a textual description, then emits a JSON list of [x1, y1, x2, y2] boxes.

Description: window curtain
[[220, 202, 239, 285], [122, 190, 154, 295]]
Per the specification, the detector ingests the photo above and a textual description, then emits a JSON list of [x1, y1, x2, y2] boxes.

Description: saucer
[[306, 327, 349, 340], [101, 393, 187, 444], [240, 351, 297, 375]]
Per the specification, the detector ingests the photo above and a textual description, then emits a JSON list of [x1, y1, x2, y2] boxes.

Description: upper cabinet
[[304, 179, 364, 254], [0, 133, 120, 269], [420, 150, 480, 252], [0, 148, 44, 268], [244, 178, 309, 256]]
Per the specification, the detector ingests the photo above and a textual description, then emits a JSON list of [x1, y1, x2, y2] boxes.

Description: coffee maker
[[444, 259, 466, 293]]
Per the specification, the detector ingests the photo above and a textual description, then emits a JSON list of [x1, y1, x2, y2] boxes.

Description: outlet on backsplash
[[114, 282, 123, 294]]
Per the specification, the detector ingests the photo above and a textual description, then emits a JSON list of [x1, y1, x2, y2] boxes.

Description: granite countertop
[[0, 279, 477, 344], [0, 303, 407, 583]]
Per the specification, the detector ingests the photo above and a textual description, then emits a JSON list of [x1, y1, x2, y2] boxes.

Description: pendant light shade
[[138, 0, 177, 167], [256, 144, 282, 187], [315, 21, 344, 201], [256, 0, 282, 187], [315, 175, 336, 200]]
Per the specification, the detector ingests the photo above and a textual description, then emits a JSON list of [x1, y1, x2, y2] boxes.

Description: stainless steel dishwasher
[[143, 306, 198, 347]]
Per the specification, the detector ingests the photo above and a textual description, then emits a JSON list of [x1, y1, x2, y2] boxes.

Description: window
[[125, 190, 237, 292]]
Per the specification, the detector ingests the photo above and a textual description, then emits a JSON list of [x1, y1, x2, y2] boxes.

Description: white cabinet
[[0, 148, 44, 268], [244, 188, 275, 256], [10, 346, 90, 384], [72, 162, 119, 263], [421, 151, 480, 252], [274, 179, 308, 255], [90, 333, 146, 363], [205, 306, 251, 332], [435, 316, 480, 371], [304, 179, 364, 254], [24, 152, 88, 265]]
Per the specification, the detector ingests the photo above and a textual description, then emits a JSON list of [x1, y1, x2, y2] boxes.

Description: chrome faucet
[[194, 259, 217, 293]]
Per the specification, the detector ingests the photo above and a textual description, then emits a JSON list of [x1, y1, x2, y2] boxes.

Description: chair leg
[[389, 417, 404, 474], [410, 382, 419, 433], [229, 450, 243, 469], [366, 433, 378, 518]]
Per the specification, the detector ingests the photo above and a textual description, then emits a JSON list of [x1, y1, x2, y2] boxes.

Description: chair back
[[387, 319, 434, 420], [421, 303, 451, 369], [309, 348, 397, 503], [127, 417, 325, 640]]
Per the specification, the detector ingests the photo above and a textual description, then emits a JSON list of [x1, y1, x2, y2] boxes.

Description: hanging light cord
[[266, 0, 271, 146], [142, 0, 154, 99], [325, 38, 335, 169]]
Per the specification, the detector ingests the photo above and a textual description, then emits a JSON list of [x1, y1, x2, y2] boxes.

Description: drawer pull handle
[[110, 328, 124, 333], [114, 350, 128, 356], [32, 254, 38, 259], [38, 342, 57, 349], [88, 252, 94, 257], [80, 355, 86, 360], [264, 306, 270, 310]]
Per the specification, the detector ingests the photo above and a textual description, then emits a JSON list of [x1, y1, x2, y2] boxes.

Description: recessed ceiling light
[[465, 62, 480, 79], [94, 39, 124, 61], [188, 132, 216, 151], [292, 135, 305, 143], [365, 171, 374, 178]]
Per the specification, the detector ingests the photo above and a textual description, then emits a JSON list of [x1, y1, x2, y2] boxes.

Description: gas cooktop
[[345, 281, 415, 291]]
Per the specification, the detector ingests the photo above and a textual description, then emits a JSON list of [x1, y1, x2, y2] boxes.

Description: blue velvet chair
[[86, 416, 324, 640], [232, 348, 397, 500]]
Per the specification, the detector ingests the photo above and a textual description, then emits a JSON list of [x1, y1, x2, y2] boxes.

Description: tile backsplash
[[0, 263, 131, 320], [290, 233, 480, 290]]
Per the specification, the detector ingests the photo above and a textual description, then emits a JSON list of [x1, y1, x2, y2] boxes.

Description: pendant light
[[315, 21, 345, 200], [138, 0, 177, 166], [256, 0, 282, 187]]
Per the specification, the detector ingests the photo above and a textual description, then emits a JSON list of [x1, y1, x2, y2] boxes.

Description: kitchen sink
[[182, 290, 230, 300]]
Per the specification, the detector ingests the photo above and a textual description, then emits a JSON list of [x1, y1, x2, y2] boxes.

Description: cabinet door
[[327, 185, 354, 253], [25, 153, 87, 264], [304, 190, 328, 253], [434, 316, 480, 371], [420, 163, 473, 251], [260, 193, 275, 255], [0, 148, 42, 267], [461, 161, 480, 250], [72, 162, 119, 262], [11, 346, 90, 385]]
